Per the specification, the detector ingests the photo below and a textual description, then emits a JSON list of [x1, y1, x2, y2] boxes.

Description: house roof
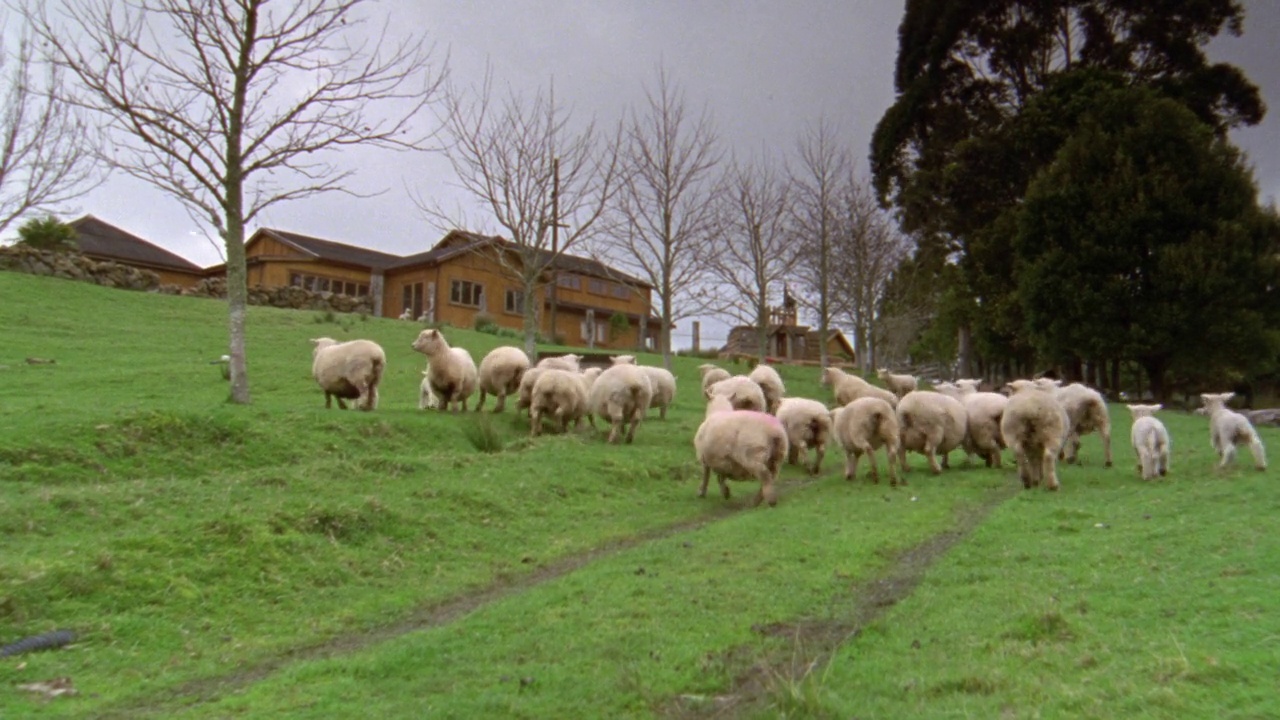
[[253, 228, 404, 270], [720, 324, 856, 361], [69, 215, 203, 273]]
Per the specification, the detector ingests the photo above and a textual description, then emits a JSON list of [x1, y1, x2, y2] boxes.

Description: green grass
[[0, 271, 1276, 719]]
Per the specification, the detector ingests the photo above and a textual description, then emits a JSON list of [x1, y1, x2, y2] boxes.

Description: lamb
[[537, 353, 582, 372], [1055, 383, 1113, 467], [608, 355, 676, 420], [707, 376, 767, 413], [1000, 381, 1069, 491], [877, 368, 918, 398], [310, 337, 385, 411], [529, 369, 588, 437], [895, 390, 967, 474], [1200, 392, 1267, 471], [749, 364, 786, 414], [397, 308, 413, 321], [775, 397, 832, 475], [475, 346, 530, 413], [410, 328, 478, 413], [1126, 404, 1171, 480], [699, 363, 732, 399], [954, 378, 1009, 468], [820, 367, 898, 408], [587, 363, 653, 444], [694, 395, 789, 507], [830, 397, 902, 485], [515, 367, 546, 416], [418, 369, 440, 410]]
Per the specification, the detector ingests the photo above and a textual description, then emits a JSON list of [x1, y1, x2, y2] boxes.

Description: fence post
[[692, 321, 700, 353]]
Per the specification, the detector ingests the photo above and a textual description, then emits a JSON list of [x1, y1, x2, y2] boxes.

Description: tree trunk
[[1141, 357, 1167, 403], [224, 222, 250, 404], [522, 276, 539, 359], [957, 324, 972, 378]]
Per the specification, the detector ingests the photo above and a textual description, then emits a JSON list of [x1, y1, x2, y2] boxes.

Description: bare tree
[[710, 155, 796, 361], [600, 65, 722, 368], [790, 119, 850, 368], [28, 0, 446, 403], [419, 72, 621, 358], [0, 18, 101, 235]]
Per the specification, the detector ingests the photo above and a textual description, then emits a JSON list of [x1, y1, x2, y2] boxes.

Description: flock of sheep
[[308, 331, 1268, 508]]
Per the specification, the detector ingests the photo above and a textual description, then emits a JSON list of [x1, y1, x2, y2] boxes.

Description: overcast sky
[[49, 1, 1280, 347]]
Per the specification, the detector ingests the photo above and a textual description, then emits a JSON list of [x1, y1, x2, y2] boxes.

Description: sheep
[[707, 376, 767, 413], [587, 363, 653, 444], [537, 353, 582, 372], [775, 397, 832, 476], [820, 367, 898, 408], [579, 366, 604, 428], [529, 369, 588, 437], [1200, 392, 1267, 471], [515, 367, 546, 416], [610, 355, 636, 365], [1054, 383, 1113, 467], [475, 346, 530, 413], [418, 369, 440, 410], [310, 337, 385, 411], [699, 363, 732, 399], [877, 368, 918, 398], [1126, 404, 1170, 480], [749, 364, 786, 414], [694, 395, 789, 507], [642, 366, 677, 420], [954, 378, 1009, 468], [895, 390, 967, 474], [830, 397, 902, 485], [1000, 381, 1069, 491], [397, 308, 413, 321], [410, 328, 478, 413]]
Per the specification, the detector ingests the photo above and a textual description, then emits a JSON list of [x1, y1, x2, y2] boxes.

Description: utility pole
[[548, 156, 562, 342]]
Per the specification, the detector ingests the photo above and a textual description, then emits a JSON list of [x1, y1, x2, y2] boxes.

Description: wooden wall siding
[[154, 268, 204, 288], [551, 272, 647, 316], [246, 236, 307, 260], [251, 261, 371, 291]]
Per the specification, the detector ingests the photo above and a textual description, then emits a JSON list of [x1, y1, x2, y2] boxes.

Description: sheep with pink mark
[[694, 395, 789, 507]]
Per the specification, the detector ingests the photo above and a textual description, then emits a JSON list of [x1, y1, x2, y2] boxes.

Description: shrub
[[472, 311, 500, 334], [608, 312, 630, 339], [462, 415, 504, 454], [17, 216, 78, 251]]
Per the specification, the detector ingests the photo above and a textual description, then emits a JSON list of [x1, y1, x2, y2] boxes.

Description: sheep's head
[[1033, 377, 1061, 391], [876, 368, 890, 378], [611, 355, 636, 365], [1200, 392, 1234, 412], [819, 367, 843, 386], [310, 337, 338, 357], [1003, 379, 1038, 395], [705, 394, 734, 417], [412, 328, 446, 356], [1126, 404, 1162, 418]]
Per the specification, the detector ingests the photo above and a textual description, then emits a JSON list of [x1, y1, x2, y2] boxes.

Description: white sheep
[[1126, 404, 1170, 480], [707, 376, 767, 413], [476, 346, 530, 413], [608, 355, 676, 420], [699, 363, 732, 399], [1055, 383, 1113, 467], [775, 397, 832, 476], [820, 367, 898, 408], [587, 363, 653, 444], [537, 353, 582, 372], [310, 337, 385, 411], [529, 369, 588, 437], [830, 396, 901, 485], [895, 390, 967, 474], [579, 366, 604, 428], [1200, 392, 1267, 471], [410, 328, 478, 413], [397, 308, 413, 321], [694, 396, 789, 507], [877, 368, 918, 398], [1001, 381, 1069, 491], [954, 378, 1009, 468], [515, 367, 546, 416], [749, 364, 786, 414], [418, 369, 440, 410]]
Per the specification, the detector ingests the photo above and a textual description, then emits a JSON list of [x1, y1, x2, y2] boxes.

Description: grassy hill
[[1, 271, 1276, 719]]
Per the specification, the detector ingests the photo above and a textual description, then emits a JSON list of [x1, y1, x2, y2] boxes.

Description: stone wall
[[0, 245, 373, 315]]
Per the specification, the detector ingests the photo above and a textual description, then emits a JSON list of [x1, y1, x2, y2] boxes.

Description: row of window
[[289, 273, 369, 297], [403, 279, 615, 343], [557, 273, 632, 299]]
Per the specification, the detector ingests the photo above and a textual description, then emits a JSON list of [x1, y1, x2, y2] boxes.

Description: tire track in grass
[[101, 476, 829, 718], [663, 480, 1021, 719]]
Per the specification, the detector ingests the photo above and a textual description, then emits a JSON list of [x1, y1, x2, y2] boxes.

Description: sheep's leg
[[719, 475, 731, 500], [898, 445, 910, 473], [810, 443, 824, 476], [460, 396, 469, 412], [886, 446, 902, 487], [493, 392, 506, 413], [698, 465, 711, 498], [1158, 447, 1170, 476], [1014, 447, 1032, 489], [1249, 438, 1267, 471], [476, 390, 487, 412], [787, 443, 801, 466], [1041, 448, 1060, 491], [336, 396, 348, 410], [1139, 452, 1154, 480], [608, 415, 623, 444], [660, 405, 667, 420], [844, 450, 859, 482], [1101, 428, 1113, 467], [624, 411, 640, 444], [530, 409, 543, 437], [1219, 443, 1236, 468], [924, 439, 942, 475], [555, 409, 569, 434], [940, 447, 951, 470]]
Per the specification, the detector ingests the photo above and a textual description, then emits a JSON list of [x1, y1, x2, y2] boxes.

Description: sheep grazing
[[694, 396, 789, 507], [310, 337, 386, 411], [820, 367, 898, 408], [895, 390, 967, 474], [775, 397, 832, 476], [476, 346, 530, 413], [418, 369, 440, 410], [411, 328, 478, 413], [588, 364, 653, 444], [1200, 392, 1267, 471], [699, 363, 733, 399], [954, 378, 1009, 468], [642, 366, 677, 420], [1055, 383, 1113, 467], [749, 364, 786, 414], [537, 353, 582, 372], [707, 376, 767, 413], [1001, 381, 1069, 491], [830, 397, 902, 485], [877, 368, 918, 398], [529, 369, 588, 437], [1126, 404, 1170, 480]]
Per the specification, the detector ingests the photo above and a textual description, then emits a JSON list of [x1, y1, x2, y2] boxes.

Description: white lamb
[[411, 329, 478, 413], [418, 369, 440, 410], [820, 367, 898, 408], [1200, 392, 1267, 471], [895, 390, 967, 474], [707, 376, 767, 413], [775, 397, 832, 476], [610, 355, 677, 420], [830, 397, 901, 485], [476, 346, 530, 413], [877, 368, 918, 398], [1001, 381, 1069, 491], [1055, 383, 1113, 467], [537, 354, 582, 372], [310, 337, 385, 411], [398, 308, 413, 321], [954, 378, 1009, 468], [529, 369, 588, 437], [699, 364, 733, 399], [749, 364, 786, 414], [694, 396, 789, 507], [1126, 404, 1171, 480], [587, 364, 653, 444]]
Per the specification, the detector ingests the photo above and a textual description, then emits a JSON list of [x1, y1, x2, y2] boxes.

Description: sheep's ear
[[1222, 392, 1235, 402], [1153, 404, 1163, 412], [1200, 393, 1213, 403]]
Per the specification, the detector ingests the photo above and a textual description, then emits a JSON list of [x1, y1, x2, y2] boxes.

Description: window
[[450, 279, 483, 308], [504, 289, 525, 315], [557, 274, 581, 290], [402, 282, 424, 319], [611, 283, 631, 299], [587, 278, 607, 295], [290, 272, 366, 297], [580, 311, 607, 343]]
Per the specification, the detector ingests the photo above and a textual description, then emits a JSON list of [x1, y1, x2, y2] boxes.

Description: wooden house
[[720, 305, 856, 365], [69, 215, 206, 287]]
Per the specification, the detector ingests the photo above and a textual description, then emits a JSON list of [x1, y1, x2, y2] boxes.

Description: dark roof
[[397, 230, 652, 288], [254, 228, 404, 270], [70, 215, 203, 273]]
